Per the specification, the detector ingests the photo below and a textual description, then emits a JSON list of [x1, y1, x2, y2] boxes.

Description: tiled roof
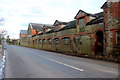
[[53, 20, 68, 26], [94, 12, 103, 18], [59, 20, 76, 31], [29, 23, 44, 29], [86, 12, 104, 25], [46, 29, 54, 34], [29, 23, 52, 31], [74, 10, 95, 19], [20, 30, 27, 34], [101, 2, 107, 9]]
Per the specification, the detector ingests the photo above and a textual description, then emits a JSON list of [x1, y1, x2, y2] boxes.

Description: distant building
[[19, 30, 27, 38]]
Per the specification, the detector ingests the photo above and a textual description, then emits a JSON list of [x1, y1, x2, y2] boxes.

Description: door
[[79, 36, 91, 55], [95, 31, 104, 55]]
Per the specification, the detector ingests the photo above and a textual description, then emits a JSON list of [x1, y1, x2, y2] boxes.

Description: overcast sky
[[0, 0, 106, 39]]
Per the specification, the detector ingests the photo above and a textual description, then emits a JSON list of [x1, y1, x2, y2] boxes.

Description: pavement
[[4, 44, 118, 78], [0, 45, 5, 79]]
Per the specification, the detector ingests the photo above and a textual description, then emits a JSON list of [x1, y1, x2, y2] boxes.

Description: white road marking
[[38, 55, 83, 72]]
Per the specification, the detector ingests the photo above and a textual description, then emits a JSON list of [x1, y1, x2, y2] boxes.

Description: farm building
[[19, 0, 120, 58]]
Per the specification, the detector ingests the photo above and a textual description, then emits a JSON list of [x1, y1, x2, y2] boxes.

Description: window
[[37, 39, 39, 44], [63, 37, 70, 45], [43, 39, 46, 44], [48, 39, 52, 44], [54, 38, 60, 44], [55, 26, 59, 31], [40, 39, 42, 44], [35, 40, 37, 44], [74, 36, 81, 45]]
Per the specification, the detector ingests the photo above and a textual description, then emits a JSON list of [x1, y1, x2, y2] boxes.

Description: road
[[4, 45, 118, 78]]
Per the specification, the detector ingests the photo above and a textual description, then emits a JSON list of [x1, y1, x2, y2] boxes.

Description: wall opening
[[33, 40, 34, 47], [95, 31, 104, 56]]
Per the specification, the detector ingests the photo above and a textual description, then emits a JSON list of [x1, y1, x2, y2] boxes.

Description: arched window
[[43, 39, 46, 44], [40, 39, 42, 44], [54, 38, 60, 44], [36, 39, 39, 44], [48, 38, 52, 44], [35, 39, 37, 44], [62, 37, 70, 45]]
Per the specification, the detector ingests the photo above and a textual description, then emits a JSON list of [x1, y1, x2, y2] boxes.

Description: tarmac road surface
[[4, 45, 118, 78]]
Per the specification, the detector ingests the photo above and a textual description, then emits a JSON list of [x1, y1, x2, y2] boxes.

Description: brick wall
[[103, 1, 120, 54]]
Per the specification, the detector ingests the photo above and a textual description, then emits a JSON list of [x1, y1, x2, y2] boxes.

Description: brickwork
[[102, 1, 120, 55], [19, 0, 120, 60]]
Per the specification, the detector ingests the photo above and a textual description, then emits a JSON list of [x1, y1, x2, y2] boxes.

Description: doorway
[[95, 31, 104, 55], [33, 40, 34, 47]]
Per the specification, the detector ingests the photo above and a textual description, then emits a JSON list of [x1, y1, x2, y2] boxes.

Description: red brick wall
[[110, 2, 120, 18], [103, 8, 109, 29], [85, 16, 90, 24], [76, 19, 79, 25], [58, 25, 62, 29], [76, 15, 85, 25], [76, 15, 85, 19], [32, 29, 37, 35], [20, 34, 27, 38]]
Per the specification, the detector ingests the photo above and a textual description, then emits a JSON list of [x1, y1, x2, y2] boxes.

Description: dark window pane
[[48, 39, 52, 44], [63, 37, 70, 45], [54, 38, 60, 44], [43, 39, 46, 44]]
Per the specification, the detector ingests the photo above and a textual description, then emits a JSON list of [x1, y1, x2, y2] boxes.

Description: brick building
[[101, 0, 120, 55], [19, 0, 120, 59], [19, 30, 27, 38]]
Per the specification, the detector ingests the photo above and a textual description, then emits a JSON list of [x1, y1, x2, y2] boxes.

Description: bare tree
[[0, 29, 7, 44], [0, 17, 6, 44]]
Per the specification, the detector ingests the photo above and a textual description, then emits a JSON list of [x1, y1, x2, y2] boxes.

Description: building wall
[[20, 34, 27, 38], [103, 1, 120, 55], [19, 1, 119, 58], [85, 23, 104, 55]]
